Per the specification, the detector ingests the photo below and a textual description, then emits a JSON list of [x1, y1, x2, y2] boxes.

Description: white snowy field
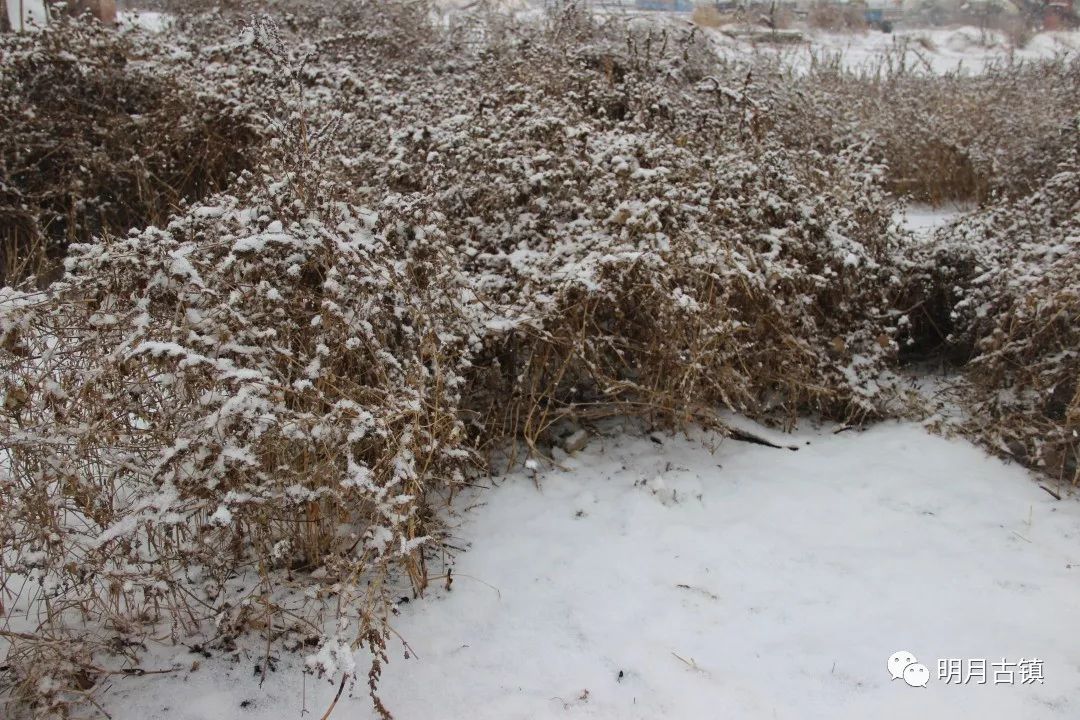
[[107, 417, 1080, 720], [593, 5, 1080, 74], [704, 26, 1080, 74]]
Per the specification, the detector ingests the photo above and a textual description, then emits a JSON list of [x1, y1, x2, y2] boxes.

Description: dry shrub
[[914, 34, 937, 52], [2, 1, 1076, 717], [691, 5, 727, 28], [807, 1, 867, 32], [0, 6, 911, 717], [0, 16, 258, 286], [905, 121, 1080, 484], [768, 57, 1080, 204], [0, 173, 475, 715], [362, 101, 905, 435], [999, 15, 1034, 49]]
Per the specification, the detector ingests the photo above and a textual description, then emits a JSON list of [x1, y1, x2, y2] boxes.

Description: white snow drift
[[108, 418, 1080, 720]]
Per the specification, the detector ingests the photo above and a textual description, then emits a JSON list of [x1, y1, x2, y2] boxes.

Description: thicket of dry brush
[[768, 53, 1080, 204], [906, 128, 1080, 486], [0, 16, 258, 287], [0, 2, 1077, 717]]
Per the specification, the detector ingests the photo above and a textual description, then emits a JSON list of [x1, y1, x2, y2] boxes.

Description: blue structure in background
[[864, 7, 885, 23], [635, 0, 696, 11]]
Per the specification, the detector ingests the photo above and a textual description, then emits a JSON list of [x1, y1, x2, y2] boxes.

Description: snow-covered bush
[[768, 57, 1080, 204], [6, 1, 1076, 717], [0, 6, 909, 715], [0, 173, 481, 714], [907, 117, 1079, 484], [0, 16, 259, 286]]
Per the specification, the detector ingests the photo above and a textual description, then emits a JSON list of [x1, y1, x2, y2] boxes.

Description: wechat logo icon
[[888, 650, 930, 688]]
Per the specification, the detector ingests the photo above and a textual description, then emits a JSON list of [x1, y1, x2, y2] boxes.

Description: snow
[[209, 505, 233, 526], [105, 417, 1080, 719], [633, 13, 1080, 75], [897, 202, 973, 239], [118, 11, 174, 33], [773, 27, 1080, 74], [4, 0, 47, 31]]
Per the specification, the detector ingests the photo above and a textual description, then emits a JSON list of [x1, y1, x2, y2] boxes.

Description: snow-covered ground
[[107, 417, 1080, 720], [432, 1, 1080, 75], [897, 202, 973, 238], [740, 26, 1080, 74], [118, 10, 173, 33], [609, 9, 1080, 74]]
